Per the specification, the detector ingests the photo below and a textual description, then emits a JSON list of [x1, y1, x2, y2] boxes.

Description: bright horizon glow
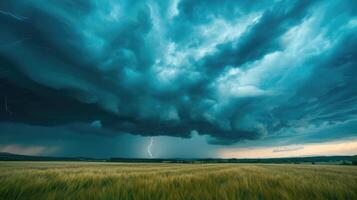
[[220, 139, 357, 159]]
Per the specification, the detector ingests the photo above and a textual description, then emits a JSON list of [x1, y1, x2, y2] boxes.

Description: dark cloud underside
[[0, 0, 356, 146]]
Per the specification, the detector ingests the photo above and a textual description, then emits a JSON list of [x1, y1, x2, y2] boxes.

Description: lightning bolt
[[0, 10, 28, 21], [147, 137, 154, 158], [4, 98, 12, 115]]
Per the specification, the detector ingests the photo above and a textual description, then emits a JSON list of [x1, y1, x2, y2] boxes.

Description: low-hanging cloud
[[0, 0, 356, 145]]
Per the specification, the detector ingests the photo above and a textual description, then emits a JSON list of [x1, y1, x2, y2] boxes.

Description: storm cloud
[[0, 0, 356, 148]]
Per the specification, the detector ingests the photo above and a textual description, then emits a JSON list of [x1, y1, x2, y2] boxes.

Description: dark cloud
[[0, 0, 356, 150], [200, 0, 316, 74], [272, 30, 357, 130]]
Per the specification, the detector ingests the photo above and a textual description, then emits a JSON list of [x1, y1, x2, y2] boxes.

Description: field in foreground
[[0, 162, 356, 200]]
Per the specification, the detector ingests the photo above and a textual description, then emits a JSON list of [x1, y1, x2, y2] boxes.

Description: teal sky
[[0, 0, 356, 158]]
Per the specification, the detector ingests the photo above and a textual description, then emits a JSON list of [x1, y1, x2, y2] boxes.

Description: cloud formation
[[0, 0, 356, 145]]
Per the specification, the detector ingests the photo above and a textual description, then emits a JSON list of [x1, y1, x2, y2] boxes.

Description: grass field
[[0, 162, 356, 200]]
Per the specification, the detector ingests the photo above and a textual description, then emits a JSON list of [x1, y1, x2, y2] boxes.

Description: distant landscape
[[1, 152, 356, 165]]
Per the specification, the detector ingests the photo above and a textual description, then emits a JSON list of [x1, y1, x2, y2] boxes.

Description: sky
[[0, 0, 356, 158]]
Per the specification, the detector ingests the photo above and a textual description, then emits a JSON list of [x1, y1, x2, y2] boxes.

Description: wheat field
[[0, 162, 356, 200]]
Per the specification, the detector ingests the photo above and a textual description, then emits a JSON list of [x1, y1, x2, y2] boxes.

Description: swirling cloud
[[0, 0, 356, 146]]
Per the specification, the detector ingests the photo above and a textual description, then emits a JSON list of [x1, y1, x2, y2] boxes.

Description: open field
[[0, 162, 356, 200]]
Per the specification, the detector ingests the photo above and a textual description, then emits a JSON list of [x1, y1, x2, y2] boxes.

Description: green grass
[[0, 162, 356, 200]]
